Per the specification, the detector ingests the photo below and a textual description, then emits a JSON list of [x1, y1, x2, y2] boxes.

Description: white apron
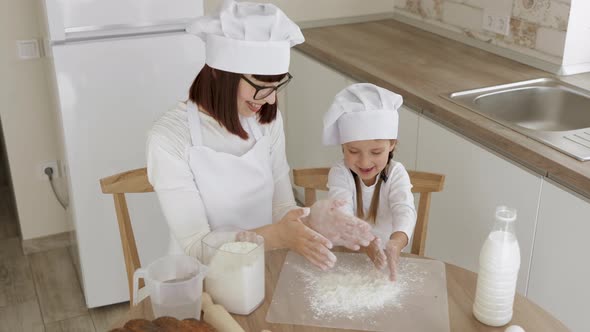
[[186, 102, 274, 230]]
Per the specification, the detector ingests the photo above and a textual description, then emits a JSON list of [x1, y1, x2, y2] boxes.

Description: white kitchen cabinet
[[285, 51, 348, 170], [527, 180, 590, 332], [285, 51, 349, 201], [395, 106, 419, 170], [416, 117, 543, 294]]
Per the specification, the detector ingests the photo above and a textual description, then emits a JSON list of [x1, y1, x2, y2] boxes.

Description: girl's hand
[[384, 238, 404, 281], [306, 199, 374, 251], [278, 209, 337, 271], [363, 237, 386, 270]]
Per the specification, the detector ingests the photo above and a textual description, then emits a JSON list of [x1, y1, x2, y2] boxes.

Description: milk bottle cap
[[495, 206, 517, 222]]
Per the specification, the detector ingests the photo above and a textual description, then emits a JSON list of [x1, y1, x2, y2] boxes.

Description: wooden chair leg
[[411, 192, 432, 256], [304, 188, 317, 207], [113, 193, 142, 307]]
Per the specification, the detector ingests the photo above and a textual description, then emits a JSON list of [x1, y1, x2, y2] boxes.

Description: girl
[[147, 1, 373, 271], [323, 83, 417, 280]]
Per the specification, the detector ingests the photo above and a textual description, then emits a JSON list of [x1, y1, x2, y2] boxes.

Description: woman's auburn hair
[[188, 64, 287, 139]]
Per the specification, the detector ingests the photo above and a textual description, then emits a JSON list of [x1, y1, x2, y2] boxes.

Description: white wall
[[0, 0, 69, 240], [205, 0, 393, 21], [562, 0, 590, 68]]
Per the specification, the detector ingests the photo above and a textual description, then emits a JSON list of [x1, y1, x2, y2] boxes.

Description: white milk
[[473, 207, 521, 327]]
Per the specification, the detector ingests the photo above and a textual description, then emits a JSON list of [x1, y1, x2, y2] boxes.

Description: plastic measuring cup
[[133, 255, 207, 319]]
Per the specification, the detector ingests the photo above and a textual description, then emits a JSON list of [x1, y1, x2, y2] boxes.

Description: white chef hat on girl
[[323, 83, 403, 146], [186, 0, 304, 75]]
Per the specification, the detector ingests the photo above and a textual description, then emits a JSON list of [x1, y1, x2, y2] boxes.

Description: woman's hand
[[306, 199, 374, 251], [277, 209, 337, 271], [363, 237, 386, 270]]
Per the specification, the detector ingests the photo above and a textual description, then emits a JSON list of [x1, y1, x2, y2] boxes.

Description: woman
[[147, 1, 373, 270]]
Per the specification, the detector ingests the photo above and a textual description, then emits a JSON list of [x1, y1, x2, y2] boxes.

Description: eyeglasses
[[241, 73, 293, 100]]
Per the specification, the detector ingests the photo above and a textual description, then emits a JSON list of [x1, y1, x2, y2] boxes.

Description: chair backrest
[[292, 168, 445, 256], [100, 167, 153, 306]]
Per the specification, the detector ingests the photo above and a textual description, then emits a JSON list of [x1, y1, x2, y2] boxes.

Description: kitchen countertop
[[561, 72, 590, 91], [296, 19, 590, 200]]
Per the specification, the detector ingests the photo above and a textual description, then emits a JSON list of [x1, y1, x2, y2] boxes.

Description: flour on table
[[290, 255, 427, 319]]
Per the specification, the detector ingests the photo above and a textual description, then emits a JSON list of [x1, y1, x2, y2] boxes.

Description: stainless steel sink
[[444, 78, 590, 161]]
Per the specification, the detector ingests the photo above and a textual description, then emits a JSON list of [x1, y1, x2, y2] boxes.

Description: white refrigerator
[[41, 0, 205, 307]]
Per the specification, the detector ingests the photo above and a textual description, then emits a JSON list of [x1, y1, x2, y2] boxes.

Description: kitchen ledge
[[296, 19, 590, 200]]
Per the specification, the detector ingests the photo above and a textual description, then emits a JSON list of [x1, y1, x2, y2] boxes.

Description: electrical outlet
[[16, 39, 41, 60], [495, 14, 511, 35], [482, 10, 511, 36], [39, 160, 59, 180]]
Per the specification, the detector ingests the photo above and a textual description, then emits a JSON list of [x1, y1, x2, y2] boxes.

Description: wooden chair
[[100, 167, 153, 306], [292, 168, 445, 256]]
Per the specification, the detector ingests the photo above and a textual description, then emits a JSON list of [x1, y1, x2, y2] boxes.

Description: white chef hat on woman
[[186, 0, 304, 75], [323, 83, 403, 146]]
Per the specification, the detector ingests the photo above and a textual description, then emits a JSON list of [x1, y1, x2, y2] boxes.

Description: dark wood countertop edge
[[295, 43, 590, 200]]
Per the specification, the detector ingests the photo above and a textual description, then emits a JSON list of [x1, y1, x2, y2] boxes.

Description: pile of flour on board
[[292, 256, 428, 319]]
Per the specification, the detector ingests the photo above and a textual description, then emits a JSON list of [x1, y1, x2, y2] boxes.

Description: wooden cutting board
[[266, 251, 450, 331]]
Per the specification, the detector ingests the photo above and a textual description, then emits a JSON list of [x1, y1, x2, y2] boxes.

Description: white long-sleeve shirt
[[327, 160, 417, 246], [146, 102, 297, 258]]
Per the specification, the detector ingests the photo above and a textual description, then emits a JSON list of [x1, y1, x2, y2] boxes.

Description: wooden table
[[112, 250, 569, 331]]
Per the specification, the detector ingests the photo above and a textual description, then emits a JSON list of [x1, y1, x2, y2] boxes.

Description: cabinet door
[[527, 181, 590, 332], [416, 117, 542, 293], [395, 106, 419, 170], [285, 51, 350, 201], [285, 51, 348, 170]]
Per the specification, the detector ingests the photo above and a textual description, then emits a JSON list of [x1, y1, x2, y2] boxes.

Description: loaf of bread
[[181, 318, 217, 332], [110, 317, 217, 332], [153, 316, 193, 332], [123, 319, 161, 332]]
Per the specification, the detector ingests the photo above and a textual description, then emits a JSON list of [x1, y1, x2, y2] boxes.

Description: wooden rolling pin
[[202, 292, 245, 332]]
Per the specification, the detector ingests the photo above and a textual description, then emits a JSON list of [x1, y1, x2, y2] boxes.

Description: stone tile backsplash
[[394, 0, 571, 63]]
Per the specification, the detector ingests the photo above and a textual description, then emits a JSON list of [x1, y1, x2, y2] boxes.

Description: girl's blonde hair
[[352, 147, 394, 223]]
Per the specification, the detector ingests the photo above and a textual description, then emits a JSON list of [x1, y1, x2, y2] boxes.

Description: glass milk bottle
[[473, 206, 521, 326]]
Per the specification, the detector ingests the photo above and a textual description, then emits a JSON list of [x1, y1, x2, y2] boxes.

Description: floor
[[0, 187, 128, 332]]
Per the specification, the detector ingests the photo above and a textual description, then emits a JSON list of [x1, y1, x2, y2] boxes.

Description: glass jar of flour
[[201, 227, 265, 315]]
